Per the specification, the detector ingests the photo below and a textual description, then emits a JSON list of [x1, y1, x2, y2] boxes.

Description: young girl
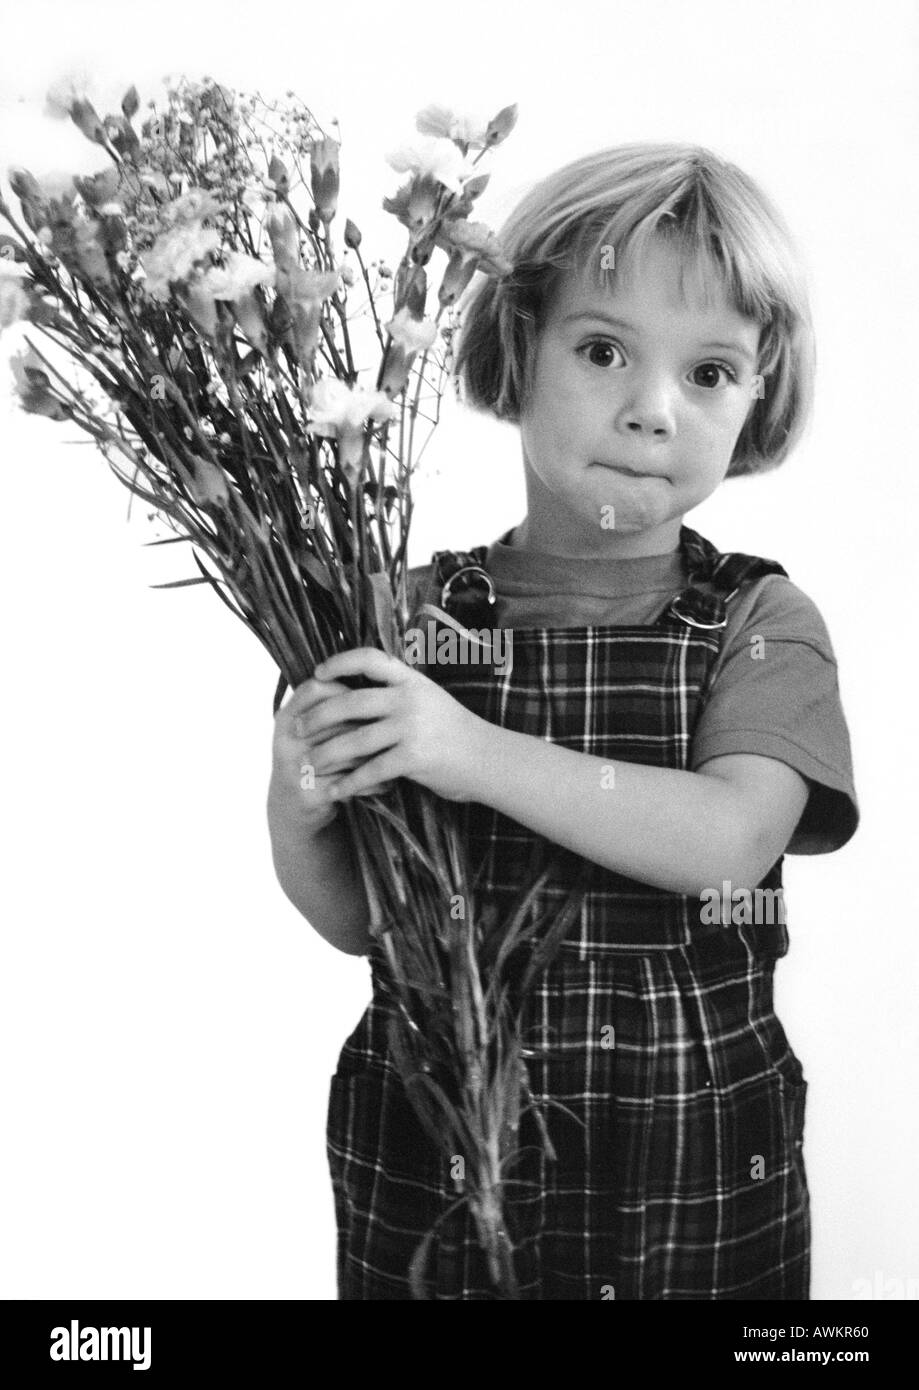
[[267, 143, 859, 1300]]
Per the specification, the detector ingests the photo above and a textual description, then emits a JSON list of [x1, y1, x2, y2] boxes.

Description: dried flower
[[266, 204, 300, 270], [308, 376, 395, 433], [308, 377, 396, 482], [43, 71, 94, 121], [139, 223, 222, 300], [0, 261, 31, 333], [385, 136, 476, 195], [384, 305, 438, 355], [9, 344, 68, 418], [161, 188, 223, 229], [415, 103, 492, 149], [43, 74, 114, 152], [310, 136, 340, 224], [197, 250, 275, 300]]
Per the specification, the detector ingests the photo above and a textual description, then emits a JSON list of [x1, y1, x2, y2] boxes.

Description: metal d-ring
[[668, 603, 727, 630], [440, 564, 497, 609], [667, 594, 722, 628], [668, 583, 740, 630]]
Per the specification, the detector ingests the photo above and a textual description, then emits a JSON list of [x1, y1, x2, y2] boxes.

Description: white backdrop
[[0, 0, 915, 1301]]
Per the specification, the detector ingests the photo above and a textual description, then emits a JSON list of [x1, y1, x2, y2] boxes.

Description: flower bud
[[310, 137, 340, 225], [485, 103, 518, 146], [344, 218, 362, 249]]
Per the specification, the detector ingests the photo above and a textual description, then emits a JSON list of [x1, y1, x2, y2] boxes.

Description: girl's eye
[[577, 338, 623, 369], [691, 361, 739, 390]]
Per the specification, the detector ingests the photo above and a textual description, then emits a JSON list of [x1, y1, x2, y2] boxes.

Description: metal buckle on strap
[[440, 564, 497, 610], [668, 582, 740, 630], [668, 603, 727, 630]]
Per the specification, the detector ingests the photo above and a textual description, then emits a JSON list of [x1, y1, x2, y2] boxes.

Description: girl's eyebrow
[[560, 309, 756, 366]]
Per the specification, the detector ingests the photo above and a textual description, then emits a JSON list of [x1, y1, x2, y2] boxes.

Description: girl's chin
[[582, 493, 674, 535]]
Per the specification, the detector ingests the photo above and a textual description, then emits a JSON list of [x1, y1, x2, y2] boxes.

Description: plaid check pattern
[[326, 526, 810, 1299]]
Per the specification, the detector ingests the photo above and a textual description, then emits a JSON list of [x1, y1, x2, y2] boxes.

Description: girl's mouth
[[593, 462, 644, 477]]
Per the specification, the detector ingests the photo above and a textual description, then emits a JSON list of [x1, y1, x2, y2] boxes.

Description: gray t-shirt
[[407, 525, 859, 857]]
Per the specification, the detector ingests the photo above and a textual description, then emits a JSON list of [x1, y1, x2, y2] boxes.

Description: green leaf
[[408, 1228, 437, 1301], [364, 570, 398, 656], [149, 576, 217, 589], [299, 552, 334, 592], [122, 85, 140, 121]]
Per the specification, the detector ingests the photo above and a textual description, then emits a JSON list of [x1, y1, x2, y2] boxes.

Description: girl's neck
[[510, 515, 684, 560]]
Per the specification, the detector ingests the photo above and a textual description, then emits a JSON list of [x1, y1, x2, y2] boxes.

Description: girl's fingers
[[277, 682, 350, 746], [314, 648, 410, 687], [295, 686, 390, 741], [307, 717, 400, 776], [283, 676, 351, 719], [329, 750, 401, 801]]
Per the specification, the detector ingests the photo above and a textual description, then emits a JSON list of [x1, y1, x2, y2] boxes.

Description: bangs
[[573, 199, 779, 373]]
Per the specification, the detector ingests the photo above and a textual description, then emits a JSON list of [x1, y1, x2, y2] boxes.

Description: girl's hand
[[271, 673, 393, 834], [303, 647, 483, 804]]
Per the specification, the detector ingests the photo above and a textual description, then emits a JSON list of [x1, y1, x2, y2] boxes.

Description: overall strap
[[664, 525, 789, 629], [428, 544, 496, 628]]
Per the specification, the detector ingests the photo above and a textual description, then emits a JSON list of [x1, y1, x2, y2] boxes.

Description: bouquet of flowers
[[0, 74, 587, 1298]]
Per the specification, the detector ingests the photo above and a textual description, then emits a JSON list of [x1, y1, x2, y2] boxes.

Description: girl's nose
[[616, 384, 675, 438]]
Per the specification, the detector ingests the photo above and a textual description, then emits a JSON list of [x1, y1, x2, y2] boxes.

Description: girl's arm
[[464, 726, 810, 896], [300, 649, 810, 899], [267, 774, 372, 956]]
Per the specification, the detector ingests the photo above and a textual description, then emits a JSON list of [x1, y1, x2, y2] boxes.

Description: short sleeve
[[406, 562, 435, 619], [690, 575, 859, 855]]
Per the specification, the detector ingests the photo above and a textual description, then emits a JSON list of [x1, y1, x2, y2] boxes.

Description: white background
[[0, 0, 916, 1301]]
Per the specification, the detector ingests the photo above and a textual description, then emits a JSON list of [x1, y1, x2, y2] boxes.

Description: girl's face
[[515, 236, 762, 557]]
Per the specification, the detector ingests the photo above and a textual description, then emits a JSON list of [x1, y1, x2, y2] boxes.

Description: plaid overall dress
[[326, 525, 810, 1300]]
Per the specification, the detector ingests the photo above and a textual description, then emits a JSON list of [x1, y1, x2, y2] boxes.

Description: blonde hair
[[452, 143, 816, 476]]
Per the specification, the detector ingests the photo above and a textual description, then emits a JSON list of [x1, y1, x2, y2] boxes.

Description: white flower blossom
[[197, 250, 275, 300], [10, 344, 40, 389], [162, 188, 223, 229], [384, 306, 438, 354], [43, 71, 93, 120], [415, 104, 492, 148], [384, 136, 476, 195], [266, 204, 299, 267], [278, 265, 339, 307], [444, 220, 501, 255], [139, 224, 222, 300], [31, 169, 78, 201], [308, 377, 396, 435], [0, 263, 30, 333]]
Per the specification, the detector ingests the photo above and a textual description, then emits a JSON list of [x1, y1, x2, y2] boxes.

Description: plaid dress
[[326, 525, 810, 1300]]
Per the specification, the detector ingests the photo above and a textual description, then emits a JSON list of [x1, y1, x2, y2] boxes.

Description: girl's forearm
[[465, 720, 759, 897], [267, 779, 372, 955]]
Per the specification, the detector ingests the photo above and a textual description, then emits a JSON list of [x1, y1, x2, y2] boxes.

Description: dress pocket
[[750, 1009, 808, 1108], [783, 1072, 808, 1154]]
